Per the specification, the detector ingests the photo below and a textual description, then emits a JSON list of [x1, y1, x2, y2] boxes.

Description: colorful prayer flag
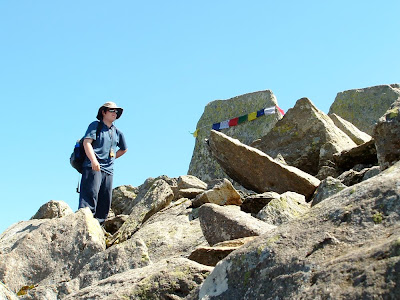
[[276, 105, 285, 115], [229, 117, 239, 126], [264, 106, 275, 115], [192, 104, 282, 138], [248, 111, 257, 121], [238, 115, 248, 124], [256, 109, 265, 117], [212, 123, 221, 130], [220, 120, 229, 129]]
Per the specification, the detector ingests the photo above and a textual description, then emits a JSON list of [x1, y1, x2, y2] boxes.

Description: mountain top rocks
[[208, 129, 321, 199], [188, 90, 282, 182], [196, 160, 400, 299], [252, 97, 356, 178], [1, 83, 400, 299], [329, 83, 400, 135]]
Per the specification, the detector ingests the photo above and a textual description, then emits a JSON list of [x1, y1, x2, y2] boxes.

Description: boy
[[79, 102, 128, 225]]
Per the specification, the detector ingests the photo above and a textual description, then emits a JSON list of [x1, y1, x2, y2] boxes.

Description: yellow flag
[[248, 111, 257, 121], [192, 129, 199, 138]]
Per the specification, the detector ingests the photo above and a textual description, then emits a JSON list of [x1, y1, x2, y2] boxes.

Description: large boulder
[[110, 177, 174, 244], [252, 97, 357, 178], [329, 84, 400, 135], [373, 98, 400, 170], [198, 203, 276, 246], [73, 237, 150, 290], [24, 237, 152, 299], [30, 200, 73, 220], [64, 258, 212, 300], [192, 178, 242, 208], [196, 160, 400, 299], [20, 200, 207, 299], [131, 199, 207, 263], [111, 185, 138, 216], [208, 130, 320, 199], [311, 176, 347, 207], [188, 90, 282, 182], [176, 175, 208, 200], [0, 208, 105, 293], [256, 191, 310, 226]]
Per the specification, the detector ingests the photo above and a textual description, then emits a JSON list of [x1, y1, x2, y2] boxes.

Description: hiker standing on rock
[[79, 102, 128, 225]]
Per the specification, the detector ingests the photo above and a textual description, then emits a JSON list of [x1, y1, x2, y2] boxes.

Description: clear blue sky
[[1, 1, 399, 233]]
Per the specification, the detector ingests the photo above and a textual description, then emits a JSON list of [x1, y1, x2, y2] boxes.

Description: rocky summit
[[1, 84, 400, 299]]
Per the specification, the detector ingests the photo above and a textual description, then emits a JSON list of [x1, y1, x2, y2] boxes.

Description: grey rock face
[[64, 258, 212, 300], [311, 176, 347, 207], [188, 90, 282, 182], [329, 113, 372, 145], [208, 130, 320, 199], [197, 161, 400, 300], [253, 97, 356, 178], [131, 199, 207, 263], [0, 208, 105, 292], [30, 200, 73, 220], [66, 237, 151, 292], [329, 84, 400, 135], [111, 185, 138, 216], [373, 99, 400, 170], [0, 219, 48, 255], [110, 177, 174, 244], [198, 203, 276, 246], [256, 192, 309, 226]]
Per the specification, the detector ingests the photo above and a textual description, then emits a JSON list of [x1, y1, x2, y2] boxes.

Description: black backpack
[[70, 122, 102, 173]]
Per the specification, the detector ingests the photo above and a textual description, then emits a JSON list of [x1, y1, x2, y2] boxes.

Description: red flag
[[276, 105, 285, 115], [229, 117, 239, 126]]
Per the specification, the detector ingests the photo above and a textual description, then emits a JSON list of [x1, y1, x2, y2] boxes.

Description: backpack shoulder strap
[[95, 121, 102, 140]]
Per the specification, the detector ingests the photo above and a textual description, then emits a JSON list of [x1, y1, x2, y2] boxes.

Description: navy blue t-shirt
[[82, 121, 127, 175]]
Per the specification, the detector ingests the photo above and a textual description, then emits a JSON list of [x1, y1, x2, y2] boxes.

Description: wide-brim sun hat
[[96, 102, 124, 120]]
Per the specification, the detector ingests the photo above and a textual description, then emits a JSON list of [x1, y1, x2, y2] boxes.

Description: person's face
[[102, 108, 118, 123]]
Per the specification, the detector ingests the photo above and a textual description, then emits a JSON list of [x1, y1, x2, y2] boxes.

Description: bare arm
[[83, 138, 100, 171], [116, 149, 128, 159]]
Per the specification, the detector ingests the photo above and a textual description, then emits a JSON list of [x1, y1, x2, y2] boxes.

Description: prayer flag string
[[191, 105, 285, 137]]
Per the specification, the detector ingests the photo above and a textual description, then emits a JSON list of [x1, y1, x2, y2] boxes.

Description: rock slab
[[198, 203, 276, 246], [208, 130, 320, 199]]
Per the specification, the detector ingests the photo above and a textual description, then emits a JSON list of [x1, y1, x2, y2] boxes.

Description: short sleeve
[[83, 121, 100, 140], [117, 130, 127, 150]]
